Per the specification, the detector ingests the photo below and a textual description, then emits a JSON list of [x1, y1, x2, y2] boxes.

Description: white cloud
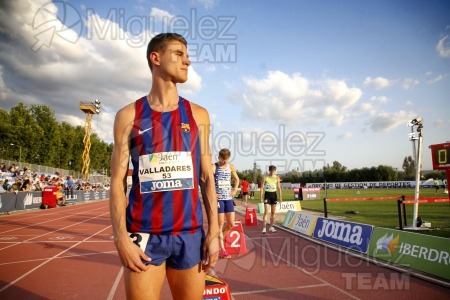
[[367, 110, 417, 132], [150, 7, 175, 24], [370, 96, 389, 104], [363, 76, 391, 89], [233, 71, 362, 127], [0, 1, 203, 143], [355, 102, 376, 116], [436, 35, 450, 58], [427, 74, 446, 84], [401, 78, 419, 90], [192, 0, 220, 10]]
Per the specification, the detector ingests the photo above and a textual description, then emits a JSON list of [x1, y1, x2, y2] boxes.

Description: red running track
[[0, 200, 448, 299]]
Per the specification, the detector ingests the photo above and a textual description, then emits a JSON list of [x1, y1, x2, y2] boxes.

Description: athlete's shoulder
[[115, 101, 136, 124], [185, 99, 209, 119]]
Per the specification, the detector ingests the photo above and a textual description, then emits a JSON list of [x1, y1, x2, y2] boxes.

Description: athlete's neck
[[148, 77, 180, 112]]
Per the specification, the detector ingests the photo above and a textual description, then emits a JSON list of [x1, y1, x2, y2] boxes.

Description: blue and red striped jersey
[[127, 96, 202, 235]]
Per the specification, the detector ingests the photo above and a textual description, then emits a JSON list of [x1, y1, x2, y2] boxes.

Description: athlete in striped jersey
[[110, 33, 219, 300], [212, 148, 239, 259]]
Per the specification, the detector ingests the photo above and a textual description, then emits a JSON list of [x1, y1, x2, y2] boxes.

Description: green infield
[[246, 188, 450, 238]]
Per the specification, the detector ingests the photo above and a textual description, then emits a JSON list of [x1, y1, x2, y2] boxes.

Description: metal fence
[[1, 158, 82, 179]]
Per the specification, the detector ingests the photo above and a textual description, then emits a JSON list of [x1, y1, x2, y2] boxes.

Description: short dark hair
[[146, 33, 187, 70], [269, 165, 277, 171], [219, 148, 231, 159]]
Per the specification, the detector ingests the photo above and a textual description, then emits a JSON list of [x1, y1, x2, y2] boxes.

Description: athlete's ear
[[149, 51, 160, 68]]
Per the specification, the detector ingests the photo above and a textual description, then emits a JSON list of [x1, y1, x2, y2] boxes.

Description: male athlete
[[110, 33, 219, 299]]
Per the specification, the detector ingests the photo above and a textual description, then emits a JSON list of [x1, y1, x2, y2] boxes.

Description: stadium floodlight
[[407, 117, 423, 127], [406, 117, 424, 230], [94, 99, 101, 113]]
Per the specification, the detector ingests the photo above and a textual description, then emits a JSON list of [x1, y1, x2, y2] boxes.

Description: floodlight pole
[[79, 100, 101, 181], [412, 123, 423, 229]]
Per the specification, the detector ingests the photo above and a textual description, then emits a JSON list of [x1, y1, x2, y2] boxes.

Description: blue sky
[[1, 0, 449, 173]]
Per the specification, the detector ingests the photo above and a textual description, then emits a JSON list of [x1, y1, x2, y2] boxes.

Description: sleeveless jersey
[[264, 175, 278, 192], [214, 162, 232, 200], [127, 96, 202, 235]]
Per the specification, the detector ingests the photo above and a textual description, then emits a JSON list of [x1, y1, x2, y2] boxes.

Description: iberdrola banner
[[368, 227, 450, 280]]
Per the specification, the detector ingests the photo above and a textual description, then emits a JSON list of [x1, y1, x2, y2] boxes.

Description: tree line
[[0, 103, 112, 175], [236, 159, 446, 185]]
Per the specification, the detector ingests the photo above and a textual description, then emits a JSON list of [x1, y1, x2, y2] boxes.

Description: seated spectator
[[11, 178, 21, 191], [23, 166, 32, 178], [20, 178, 32, 191], [33, 180, 43, 191], [56, 183, 67, 206], [1, 163, 6, 172], [2, 179, 12, 192]]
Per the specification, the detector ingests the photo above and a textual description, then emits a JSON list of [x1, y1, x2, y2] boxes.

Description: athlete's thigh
[[167, 264, 205, 300], [124, 262, 166, 300], [270, 203, 277, 213]]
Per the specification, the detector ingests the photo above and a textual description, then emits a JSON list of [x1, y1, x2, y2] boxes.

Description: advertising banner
[[368, 227, 450, 280], [306, 181, 416, 189], [15, 192, 43, 210], [312, 217, 374, 253], [257, 201, 301, 213], [0, 193, 17, 212], [82, 190, 92, 201], [282, 211, 318, 236]]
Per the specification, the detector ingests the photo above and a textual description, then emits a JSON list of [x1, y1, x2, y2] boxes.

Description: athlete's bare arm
[[229, 164, 240, 197], [191, 102, 219, 272], [260, 177, 266, 203], [110, 103, 151, 273], [277, 176, 283, 202]]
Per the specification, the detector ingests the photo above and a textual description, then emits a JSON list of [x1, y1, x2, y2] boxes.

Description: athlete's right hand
[[202, 231, 219, 272], [114, 237, 151, 273]]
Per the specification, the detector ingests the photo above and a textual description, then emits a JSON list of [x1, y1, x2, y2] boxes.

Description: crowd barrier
[[0, 190, 110, 213]]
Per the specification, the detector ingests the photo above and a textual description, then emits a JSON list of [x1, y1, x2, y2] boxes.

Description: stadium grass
[[246, 188, 450, 238]]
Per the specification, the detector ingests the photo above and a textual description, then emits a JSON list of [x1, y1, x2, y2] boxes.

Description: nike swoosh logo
[[138, 127, 153, 135]]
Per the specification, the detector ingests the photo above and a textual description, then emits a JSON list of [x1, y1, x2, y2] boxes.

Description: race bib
[[128, 232, 150, 253], [218, 180, 230, 189], [265, 184, 276, 190], [138, 151, 194, 193]]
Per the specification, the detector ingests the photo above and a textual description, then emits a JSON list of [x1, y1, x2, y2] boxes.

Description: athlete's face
[[218, 157, 229, 166], [157, 41, 191, 83]]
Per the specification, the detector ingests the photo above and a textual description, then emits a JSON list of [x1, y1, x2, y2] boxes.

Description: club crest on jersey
[[181, 123, 190, 133]]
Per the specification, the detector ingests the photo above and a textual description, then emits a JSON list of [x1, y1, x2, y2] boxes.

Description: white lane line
[[247, 236, 361, 300], [0, 222, 112, 293], [232, 283, 329, 295], [0, 207, 109, 251], [0, 201, 108, 227], [0, 250, 117, 266], [107, 267, 124, 300]]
